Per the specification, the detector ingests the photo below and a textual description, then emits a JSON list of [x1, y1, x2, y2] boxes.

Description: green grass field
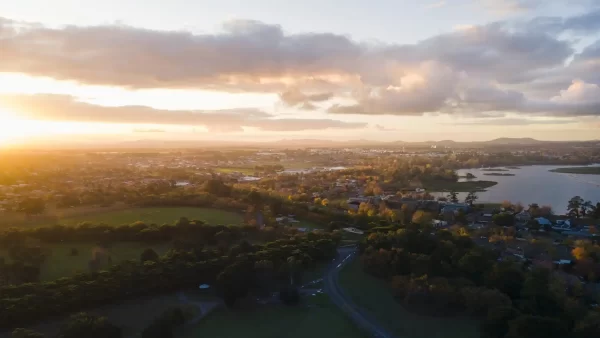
[[339, 258, 479, 338], [0, 242, 172, 281], [180, 294, 365, 338], [50, 207, 245, 226], [214, 167, 257, 175]]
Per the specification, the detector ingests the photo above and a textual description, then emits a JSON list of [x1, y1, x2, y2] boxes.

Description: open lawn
[[1, 207, 246, 229], [550, 167, 600, 175], [49, 207, 244, 227], [214, 167, 257, 175], [180, 294, 365, 338], [338, 258, 479, 338], [423, 180, 497, 192], [0, 242, 172, 281]]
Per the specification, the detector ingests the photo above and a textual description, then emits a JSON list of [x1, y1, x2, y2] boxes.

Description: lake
[[438, 164, 600, 213]]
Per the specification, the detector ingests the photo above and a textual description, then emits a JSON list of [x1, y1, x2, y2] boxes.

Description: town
[[0, 142, 599, 338]]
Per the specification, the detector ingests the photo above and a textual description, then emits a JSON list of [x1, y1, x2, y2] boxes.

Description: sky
[[1, 0, 600, 146]]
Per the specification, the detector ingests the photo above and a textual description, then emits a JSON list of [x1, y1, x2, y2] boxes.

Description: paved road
[[324, 247, 396, 338]]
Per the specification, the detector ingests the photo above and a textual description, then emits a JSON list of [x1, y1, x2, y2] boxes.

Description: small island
[[505, 166, 521, 169], [423, 180, 497, 192], [481, 168, 510, 172], [550, 167, 600, 175], [459, 173, 477, 179], [484, 173, 515, 177]]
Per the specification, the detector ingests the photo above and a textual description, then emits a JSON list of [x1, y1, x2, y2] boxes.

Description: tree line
[[0, 232, 339, 329]]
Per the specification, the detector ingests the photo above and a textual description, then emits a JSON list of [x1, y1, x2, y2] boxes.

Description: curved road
[[324, 247, 396, 338]]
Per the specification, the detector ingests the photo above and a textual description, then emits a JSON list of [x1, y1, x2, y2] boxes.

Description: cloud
[[1, 9, 599, 120], [480, 0, 598, 14], [0, 94, 366, 132], [373, 124, 401, 131], [133, 128, 166, 133], [424, 1, 446, 10], [0, 17, 364, 92], [444, 118, 578, 126], [279, 88, 334, 108]]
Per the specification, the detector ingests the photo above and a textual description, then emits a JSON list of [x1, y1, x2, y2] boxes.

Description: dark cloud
[[0, 94, 366, 131]]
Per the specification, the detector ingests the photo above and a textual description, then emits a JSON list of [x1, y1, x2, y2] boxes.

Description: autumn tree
[[412, 210, 433, 227]]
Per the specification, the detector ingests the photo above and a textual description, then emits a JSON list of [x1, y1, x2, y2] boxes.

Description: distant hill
[[7, 137, 596, 150], [483, 138, 545, 145]]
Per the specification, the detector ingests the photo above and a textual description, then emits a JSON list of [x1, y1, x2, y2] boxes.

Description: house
[[441, 203, 470, 214], [535, 217, 552, 227], [343, 227, 364, 235], [515, 211, 531, 222], [478, 213, 494, 224], [432, 219, 449, 228]]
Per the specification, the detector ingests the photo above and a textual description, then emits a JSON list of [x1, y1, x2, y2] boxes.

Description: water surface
[[439, 164, 600, 213]]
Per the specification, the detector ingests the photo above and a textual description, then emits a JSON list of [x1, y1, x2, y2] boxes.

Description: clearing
[[52, 207, 245, 226], [0, 242, 172, 281], [180, 293, 365, 338], [1, 207, 245, 229], [338, 258, 479, 338], [550, 167, 600, 175]]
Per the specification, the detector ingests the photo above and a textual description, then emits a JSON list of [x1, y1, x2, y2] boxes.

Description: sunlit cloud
[[0, 94, 367, 132]]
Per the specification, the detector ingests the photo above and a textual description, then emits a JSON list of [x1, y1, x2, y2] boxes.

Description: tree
[[141, 308, 186, 338], [447, 191, 459, 203], [506, 315, 568, 338], [140, 248, 159, 263], [573, 312, 600, 338], [57, 313, 121, 338], [411, 210, 433, 227], [591, 202, 600, 219], [580, 200, 593, 217], [216, 261, 253, 307], [279, 284, 300, 305], [246, 190, 262, 207], [11, 329, 45, 338], [482, 306, 519, 338], [568, 196, 585, 218], [17, 198, 45, 215], [492, 213, 515, 227], [464, 192, 478, 206]]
